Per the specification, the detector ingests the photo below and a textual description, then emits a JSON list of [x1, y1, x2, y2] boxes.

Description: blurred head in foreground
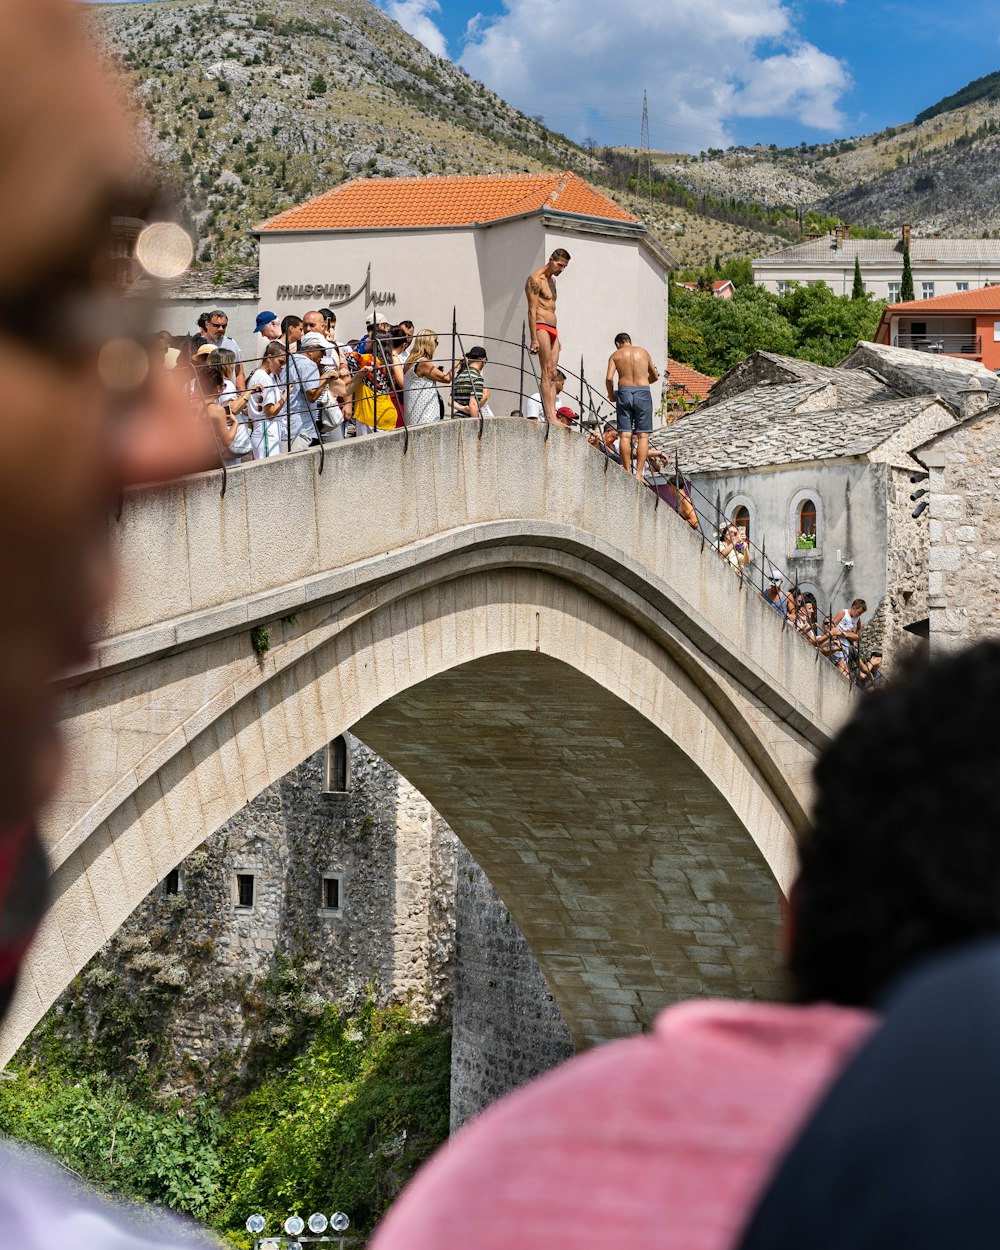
[[0, 1, 211, 867], [789, 640, 1000, 1007]]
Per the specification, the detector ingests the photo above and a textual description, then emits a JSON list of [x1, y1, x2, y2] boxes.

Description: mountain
[[90, 0, 787, 273], [648, 81, 1000, 242], [915, 71, 1000, 125]]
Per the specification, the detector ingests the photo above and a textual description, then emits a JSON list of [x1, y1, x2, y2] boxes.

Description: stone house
[[651, 343, 1000, 659]]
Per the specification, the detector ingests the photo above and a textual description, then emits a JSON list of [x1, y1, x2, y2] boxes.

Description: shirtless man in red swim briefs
[[525, 248, 571, 423]]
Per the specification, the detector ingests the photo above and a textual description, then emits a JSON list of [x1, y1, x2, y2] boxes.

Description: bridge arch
[[8, 421, 852, 1062]]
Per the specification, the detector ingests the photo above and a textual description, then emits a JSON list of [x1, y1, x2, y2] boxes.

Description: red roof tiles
[[667, 359, 716, 401], [884, 286, 1000, 313], [254, 172, 638, 233]]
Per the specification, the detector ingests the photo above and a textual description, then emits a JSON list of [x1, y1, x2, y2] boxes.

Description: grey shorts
[[616, 386, 653, 433]]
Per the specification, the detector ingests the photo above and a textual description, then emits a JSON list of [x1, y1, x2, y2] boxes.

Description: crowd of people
[[583, 435, 882, 688], [160, 304, 599, 467]]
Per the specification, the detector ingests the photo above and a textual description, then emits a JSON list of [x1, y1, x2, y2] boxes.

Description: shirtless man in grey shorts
[[605, 332, 659, 478]]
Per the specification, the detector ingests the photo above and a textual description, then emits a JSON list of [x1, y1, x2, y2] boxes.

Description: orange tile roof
[[666, 358, 716, 401], [254, 172, 639, 233], [885, 286, 1000, 313]]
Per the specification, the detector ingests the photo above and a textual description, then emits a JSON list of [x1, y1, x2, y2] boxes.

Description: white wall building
[[250, 172, 675, 420], [753, 227, 1000, 303]]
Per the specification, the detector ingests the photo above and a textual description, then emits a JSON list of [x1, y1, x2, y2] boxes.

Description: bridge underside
[[357, 652, 784, 1048]]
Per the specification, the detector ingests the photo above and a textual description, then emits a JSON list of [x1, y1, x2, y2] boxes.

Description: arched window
[[324, 735, 351, 793], [799, 498, 817, 540], [731, 505, 751, 546]]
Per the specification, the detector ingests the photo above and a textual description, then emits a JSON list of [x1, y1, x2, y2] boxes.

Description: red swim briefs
[[536, 323, 558, 343]]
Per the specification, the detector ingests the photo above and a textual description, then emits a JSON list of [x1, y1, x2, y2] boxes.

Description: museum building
[[249, 171, 675, 417]]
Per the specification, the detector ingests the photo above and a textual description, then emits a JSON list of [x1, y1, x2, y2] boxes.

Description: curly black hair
[[790, 640, 1000, 1006]]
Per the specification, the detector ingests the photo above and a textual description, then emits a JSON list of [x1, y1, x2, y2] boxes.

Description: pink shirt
[[372, 999, 875, 1250]]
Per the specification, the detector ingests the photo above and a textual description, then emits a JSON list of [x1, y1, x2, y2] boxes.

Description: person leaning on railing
[[403, 330, 454, 425], [452, 347, 491, 418], [718, 522, 750, 573], [352, 331, 404, 435]]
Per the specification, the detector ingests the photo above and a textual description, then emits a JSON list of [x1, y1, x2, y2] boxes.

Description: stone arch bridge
[[5, 420, 853, 1065]]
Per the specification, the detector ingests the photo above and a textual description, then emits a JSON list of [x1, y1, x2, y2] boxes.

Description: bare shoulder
[[525, 268, 544, 295]]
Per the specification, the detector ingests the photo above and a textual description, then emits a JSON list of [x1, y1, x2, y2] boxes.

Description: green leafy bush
[[216, 1002, 450, 1237], [1, 1000, 449, 1240], [0, 1071, 220, 1218]]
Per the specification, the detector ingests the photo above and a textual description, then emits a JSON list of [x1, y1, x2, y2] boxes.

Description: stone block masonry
[[31, 736, 578, 1121], [450, 845, 574, 1131], [921, 410, 1000, 653]]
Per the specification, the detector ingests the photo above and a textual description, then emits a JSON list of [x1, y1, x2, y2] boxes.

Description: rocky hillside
[[91, 0, 786, 271], [651, 87, 1000, 239]]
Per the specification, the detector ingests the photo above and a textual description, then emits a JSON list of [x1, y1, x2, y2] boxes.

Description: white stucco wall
[[476, 216, 544, 414], [685, 459, 886, 617], [544, 224, 667, 417], [257, 228, 486, 347], [256, 216, 670, 423]]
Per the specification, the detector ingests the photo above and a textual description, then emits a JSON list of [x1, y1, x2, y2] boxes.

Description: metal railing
[[893, 333, 981, 356], [167, 322, 870, 690]]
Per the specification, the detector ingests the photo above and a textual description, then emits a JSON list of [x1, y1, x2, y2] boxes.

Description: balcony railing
[[893, 333, 982, 356]]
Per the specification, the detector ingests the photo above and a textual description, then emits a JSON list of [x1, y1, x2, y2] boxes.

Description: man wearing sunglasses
[[198, 308, 246, 391]]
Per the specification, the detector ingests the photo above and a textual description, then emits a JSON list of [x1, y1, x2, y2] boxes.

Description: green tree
[[310, 72, 328, 95], [852, 254, 865, 300], [900, 242, 915, 302], [778, 283, 885, 366], [668, 285, 796, 375]]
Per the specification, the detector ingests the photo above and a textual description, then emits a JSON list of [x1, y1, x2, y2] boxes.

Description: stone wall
[[868, 462, 930, 668], [36, 736, 577, 1122], [40, 736, 460, 1096], [921, 407, 1000, 653], [449, 845, 574, 1131]]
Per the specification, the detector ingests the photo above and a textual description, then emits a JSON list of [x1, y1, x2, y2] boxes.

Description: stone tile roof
[[253, 172, 638, 232], [704, 350, 894, 409], [755, 236, 1000, 266], [650, 390, 945, 473], [666, 359, 716, 400], [841, 341, 1000, 407]]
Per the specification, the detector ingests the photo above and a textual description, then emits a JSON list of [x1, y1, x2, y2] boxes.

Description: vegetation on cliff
[[0, 996, 450, 1244]]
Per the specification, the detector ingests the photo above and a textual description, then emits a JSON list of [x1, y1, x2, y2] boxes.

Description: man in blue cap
[[255, 309, 280, 342]]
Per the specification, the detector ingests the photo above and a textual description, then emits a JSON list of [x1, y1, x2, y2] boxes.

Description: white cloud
[[459, 0, 851, 151], [380, 0, 449, 59]]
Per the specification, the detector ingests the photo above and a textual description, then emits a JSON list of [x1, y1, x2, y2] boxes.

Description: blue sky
[[100, 0, 1000, 152]]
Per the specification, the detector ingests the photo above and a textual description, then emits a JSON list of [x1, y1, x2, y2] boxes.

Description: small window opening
[[236, 873, 255, 908], [324, 736, 350, 793], [163, 868, 181, 896], [731, 505, 751, 546], [798, 499, 817, 541], [322, 875, 341, 910]]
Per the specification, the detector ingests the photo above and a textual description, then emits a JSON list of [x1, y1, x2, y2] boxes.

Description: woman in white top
[[212, 347, 252, 463], [247, 342, 288, 458], [403, 329, 454, 426]]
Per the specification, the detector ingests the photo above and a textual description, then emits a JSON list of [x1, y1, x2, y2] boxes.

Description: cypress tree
[[852, 254, 865, 300], [900, 243, 915, 301]]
